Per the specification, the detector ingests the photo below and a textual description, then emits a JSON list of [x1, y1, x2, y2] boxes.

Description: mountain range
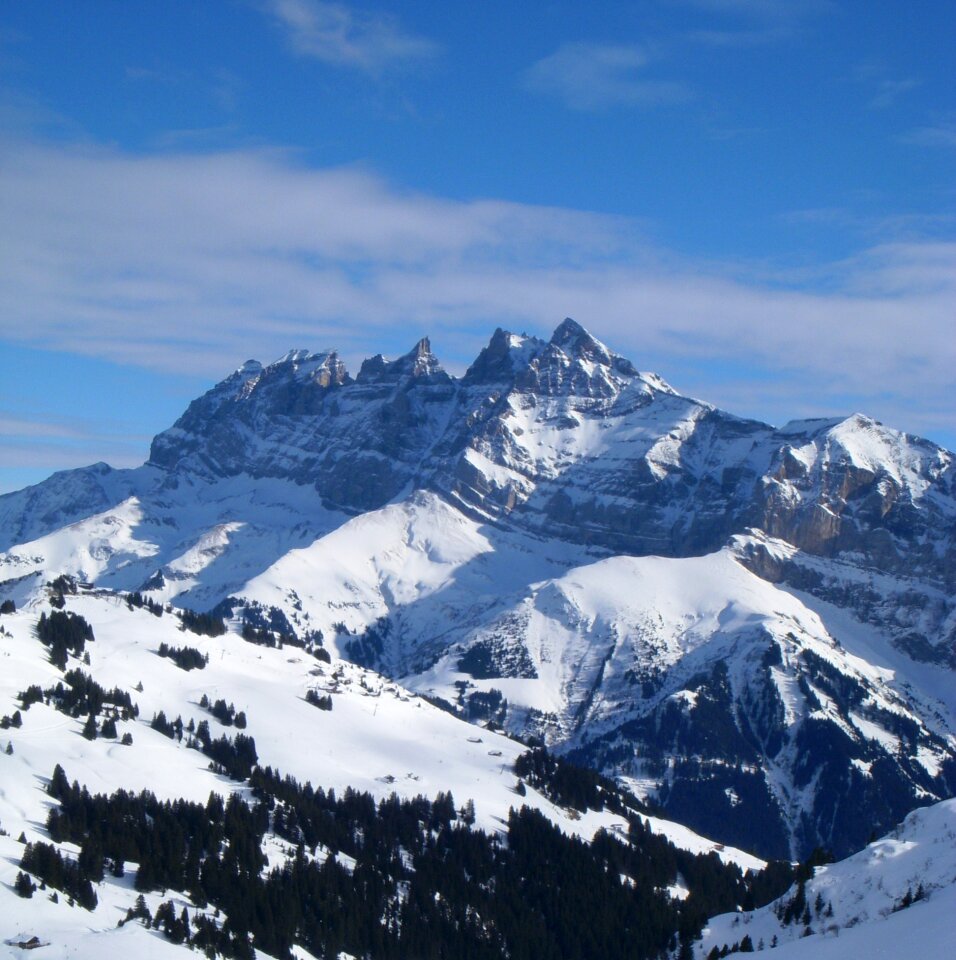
[[3, 319, 953, 864]]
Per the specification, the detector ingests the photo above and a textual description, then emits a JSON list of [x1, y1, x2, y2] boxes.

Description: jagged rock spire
[[464, 328, 544, 385], [549, 318, 613, 365], [357, 336, 447, 383], [398, 336, 444, 378]]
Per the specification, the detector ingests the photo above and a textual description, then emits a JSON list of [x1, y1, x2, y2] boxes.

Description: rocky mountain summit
[[1, 319, 954, 859], [148, 337, 454, 511], [146, 319, 956, 599]]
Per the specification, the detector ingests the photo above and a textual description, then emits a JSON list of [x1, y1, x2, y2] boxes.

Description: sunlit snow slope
[[1, 318, 953, 862], [0, 588, 762, 959], [697, 799, 956, 959]]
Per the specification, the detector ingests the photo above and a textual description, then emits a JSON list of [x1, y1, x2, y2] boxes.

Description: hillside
[[1, 319, 953, 861], [697, 799, 956, 958], [1, 586, 776, 960]]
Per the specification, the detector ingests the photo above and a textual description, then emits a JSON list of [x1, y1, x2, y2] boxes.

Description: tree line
[[20, 753, 800, 960]]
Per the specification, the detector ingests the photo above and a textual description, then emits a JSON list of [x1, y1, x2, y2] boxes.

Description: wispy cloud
[[0, 438, 146, 472], [683, 0, 832, 17], [901, 119, 956, 148], [850, 65, 921, 110], [868, 77, 920, 110], [0, 413, 90, 439], [261, 0, 438, 73], [683, 0, 833, 46], [523, 43, 690, 111], [124, 63, 245, 117], [780, 206, 954, 242], [0, 137, 953, 447], [0, 410, 149, 482], [687, 29, 782, 47]]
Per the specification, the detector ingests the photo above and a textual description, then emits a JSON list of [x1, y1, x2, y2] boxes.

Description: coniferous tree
[[36, 752, 798, 960], [14, 871, 35, 898], [49, 763, 69, 799], [82, 714, 97, 741], [78, 837, 105, 883]]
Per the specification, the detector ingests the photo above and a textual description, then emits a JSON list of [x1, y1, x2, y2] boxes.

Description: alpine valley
[[1, 319, 954, 960]]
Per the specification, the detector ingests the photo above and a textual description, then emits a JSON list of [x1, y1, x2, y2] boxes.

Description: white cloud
[[0, 137, 953, 447], [683, 0, 833, 45], [523, 43, 690, 111], [685, 0, 828, 15], [868, 77, 920, 110], [901, 120, 956, 148], [262, 0, 438, 72], [0, 411, 149, 479]]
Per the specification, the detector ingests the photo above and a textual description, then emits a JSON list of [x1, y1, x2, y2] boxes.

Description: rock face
[[149, 340, 455, 512], [754, 415, 956, 588], [221, 495, 955, 860], [138, 319, 954, 610], [148, 319, 955, 612], [1, 318, 954, 859]]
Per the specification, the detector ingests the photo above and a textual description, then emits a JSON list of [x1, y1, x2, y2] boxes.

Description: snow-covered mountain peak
[[509, 317, 644, 399], [549, 316, 613, 363], [234, 358, 263, 376], [149, 347, 352, 469], [549, 317, 649, 382], [2, 320, 955, 869], [274, 348, 313, 365], [462, 327, 547, 385], [462, 319, 648, 396], [260, 348, 350, 387], [357, 336, 447, 383], [775, 412, 952, 482], [400, 335, 445, 377], [825, 411, 952, 479]]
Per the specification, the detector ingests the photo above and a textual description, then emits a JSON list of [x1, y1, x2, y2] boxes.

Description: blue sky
[[1, 0, 954, 493]]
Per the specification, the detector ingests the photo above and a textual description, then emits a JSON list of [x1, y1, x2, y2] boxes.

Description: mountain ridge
[[1, 318, 954, 859], [134, 319, 955, 592]]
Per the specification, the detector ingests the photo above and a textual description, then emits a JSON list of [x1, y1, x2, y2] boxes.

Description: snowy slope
[[230, 499, 956, 859], [1, 317, 954, 864], [0, 473, 348, 611], [0, 853, 207, 960], [236, 490, 599, 676], [0, 591, 644, 843], [2, 466, 953, 859], [697, 799, 956, 959], [1, 586, 773, 959]]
